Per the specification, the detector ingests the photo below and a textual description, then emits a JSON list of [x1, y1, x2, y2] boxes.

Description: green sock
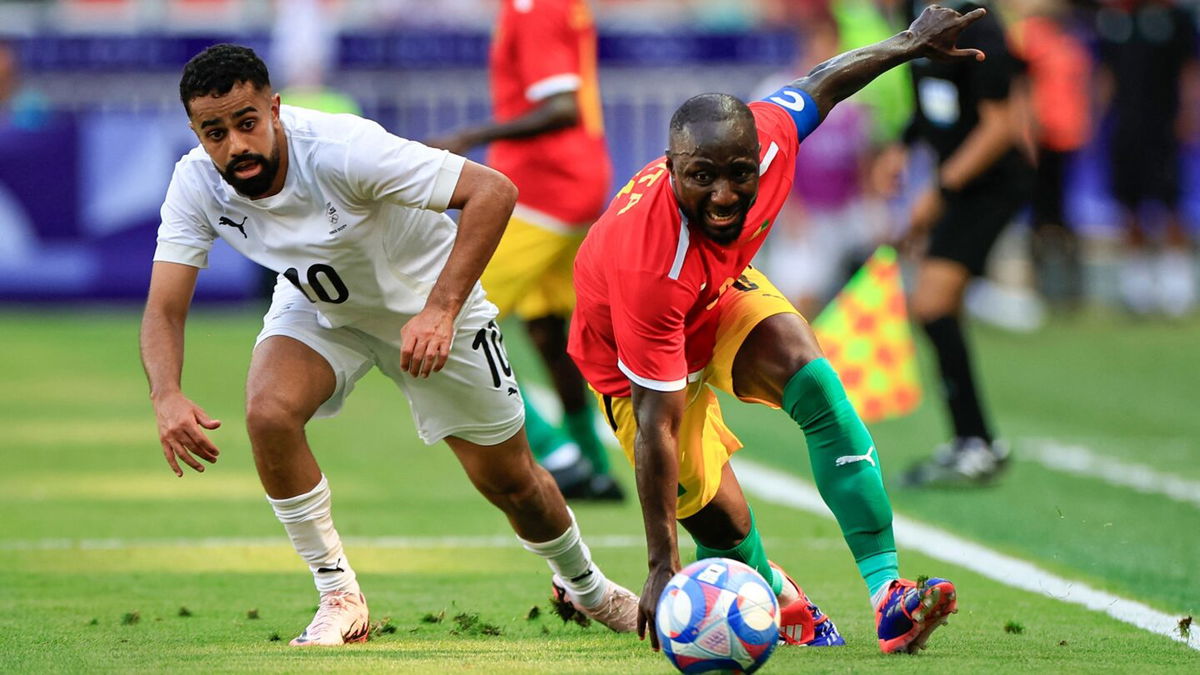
[[782, 358, 899, 597], [694, 507, 784, 597], [564, 403, 610, 474], [521, 389, 566, 462]]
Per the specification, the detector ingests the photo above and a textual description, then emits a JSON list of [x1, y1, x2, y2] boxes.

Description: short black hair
[[179, 44, 271, 114], [668, 93, 754, 143]]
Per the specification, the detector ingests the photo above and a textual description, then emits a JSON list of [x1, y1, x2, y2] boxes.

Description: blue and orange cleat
[[771, 562, 845, 647], [875, 577, 957, 654]]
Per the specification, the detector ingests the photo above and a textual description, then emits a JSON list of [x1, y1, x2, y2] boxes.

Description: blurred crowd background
[[2, 0, 1199, 325]]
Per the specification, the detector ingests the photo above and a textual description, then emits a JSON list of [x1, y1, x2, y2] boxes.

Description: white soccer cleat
[[551, 576, 639, 633], [289, 590, 370, 646]]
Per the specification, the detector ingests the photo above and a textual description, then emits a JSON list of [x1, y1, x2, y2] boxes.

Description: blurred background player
[[430, 0, 621, 500], [754, 0, 911, 318], [896, 0, 1034, 487], [1009, 0, 1093, 310], [1095, 0, 1200, 317]]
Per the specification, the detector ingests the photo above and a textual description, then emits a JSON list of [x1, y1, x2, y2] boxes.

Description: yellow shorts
[[592, 267, 802, 518], [480, 206, 587, 320]]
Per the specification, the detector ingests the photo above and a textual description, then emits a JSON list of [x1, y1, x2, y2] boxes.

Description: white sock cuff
[[267, 475, 331, 523], [517, 507, 581, 557]]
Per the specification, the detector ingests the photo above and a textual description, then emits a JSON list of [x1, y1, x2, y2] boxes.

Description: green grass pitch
[[0, 308, 1196, 672]]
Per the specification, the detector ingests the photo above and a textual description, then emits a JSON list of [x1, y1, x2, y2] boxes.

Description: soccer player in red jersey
[[431, 0, 621, 500], [567, 5, 986, 654]]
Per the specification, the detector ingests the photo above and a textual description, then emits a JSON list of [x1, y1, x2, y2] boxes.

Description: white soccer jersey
[[154, 105, 490, 328]]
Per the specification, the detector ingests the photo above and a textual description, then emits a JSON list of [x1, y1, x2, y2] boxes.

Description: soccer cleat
[[770, 562, 845, 647], [900, 437, 1009, 488], [288, 590, 370, 646], [875, 578, 957, 654], [551, 576, 639, 633], [553, 459, 625, 502]]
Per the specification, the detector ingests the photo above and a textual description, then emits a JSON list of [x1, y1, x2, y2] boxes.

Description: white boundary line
[[1021, 438, 1200, 509], [732, 458, 1200, 651]]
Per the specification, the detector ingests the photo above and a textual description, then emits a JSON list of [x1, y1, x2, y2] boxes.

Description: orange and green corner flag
[[811, 245, 921, 423]]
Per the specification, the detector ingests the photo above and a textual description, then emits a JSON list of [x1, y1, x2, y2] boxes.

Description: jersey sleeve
[[757, 85, 821, 145], [342, 118, 466, 212], [610, 270, 694, 392], [153, 163, 216, 268], [511, 0, 581, 101]]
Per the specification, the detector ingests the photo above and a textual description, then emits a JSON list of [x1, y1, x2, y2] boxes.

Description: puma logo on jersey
[[218, 215, 248, 238], [835, 446, 876, 468]]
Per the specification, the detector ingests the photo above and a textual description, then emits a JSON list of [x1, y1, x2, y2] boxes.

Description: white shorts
[[255, 285, 524, 446]]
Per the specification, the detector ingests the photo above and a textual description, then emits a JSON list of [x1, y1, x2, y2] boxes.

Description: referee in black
[[897, 0, 1033, 486]]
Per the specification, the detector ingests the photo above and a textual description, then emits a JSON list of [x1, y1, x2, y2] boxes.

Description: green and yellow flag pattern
[[812, 246, 921, 423]]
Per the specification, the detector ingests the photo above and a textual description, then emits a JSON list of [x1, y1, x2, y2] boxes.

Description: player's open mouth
[[705, 208, 740, 228], [234, 159, 262, 179]]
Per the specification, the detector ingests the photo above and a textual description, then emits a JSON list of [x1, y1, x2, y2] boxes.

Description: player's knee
[[245, 393, 306, 441], [733, 314, 822, 403]]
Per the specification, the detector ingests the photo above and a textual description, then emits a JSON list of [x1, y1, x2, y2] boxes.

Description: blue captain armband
[[761, 86, 821, 142]]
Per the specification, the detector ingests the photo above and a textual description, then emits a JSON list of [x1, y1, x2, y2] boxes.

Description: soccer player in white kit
[[139, 44, 636, 646]]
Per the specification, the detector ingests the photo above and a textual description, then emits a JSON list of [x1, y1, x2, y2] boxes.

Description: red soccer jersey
[[570, 94, 821, 396], [486, 0, 611, 225]]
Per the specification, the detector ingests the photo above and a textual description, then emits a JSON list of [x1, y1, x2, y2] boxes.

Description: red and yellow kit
[[486, 0, 610, 225], [568, 88, 822, 516], [570, 95, 822, 397]]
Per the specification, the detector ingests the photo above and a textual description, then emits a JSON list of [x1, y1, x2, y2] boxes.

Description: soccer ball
[[656, 558, 780, 674]]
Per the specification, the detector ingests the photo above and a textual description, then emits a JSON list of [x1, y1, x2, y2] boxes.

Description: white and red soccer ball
[[656, 558, 780, 674]]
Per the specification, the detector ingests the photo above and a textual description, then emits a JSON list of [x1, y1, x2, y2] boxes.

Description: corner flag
[[812, 246, 921, 423]]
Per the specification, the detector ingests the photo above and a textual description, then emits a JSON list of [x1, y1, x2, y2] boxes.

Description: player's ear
[[665, 154, 674, 172], [270, 92, 281, 118]]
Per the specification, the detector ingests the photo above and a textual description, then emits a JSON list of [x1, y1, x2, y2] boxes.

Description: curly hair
[[179, 44, 271, 114]]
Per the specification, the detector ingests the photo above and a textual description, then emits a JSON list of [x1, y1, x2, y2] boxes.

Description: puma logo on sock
[[835, 446, 876, 467]]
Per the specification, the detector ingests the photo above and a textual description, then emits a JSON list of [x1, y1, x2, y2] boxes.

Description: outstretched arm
[[793, 5, 988, 121], [629, 383, 687, 651], [427, 92, 579, 155]]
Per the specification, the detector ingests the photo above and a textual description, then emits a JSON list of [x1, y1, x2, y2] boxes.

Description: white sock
[[518, 508, 607, 608], [267, 474, 359, 595]]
